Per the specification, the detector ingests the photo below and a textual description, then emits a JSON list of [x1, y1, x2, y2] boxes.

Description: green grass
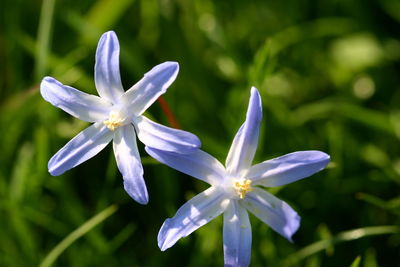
[[1, 0, 399, 266]]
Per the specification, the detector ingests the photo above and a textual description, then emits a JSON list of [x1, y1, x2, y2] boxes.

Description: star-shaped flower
[[146, 87, 330, 266], [40, 31, 200, 205]]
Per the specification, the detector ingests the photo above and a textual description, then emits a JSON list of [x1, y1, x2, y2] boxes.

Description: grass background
[[1, 0, 400, 266]]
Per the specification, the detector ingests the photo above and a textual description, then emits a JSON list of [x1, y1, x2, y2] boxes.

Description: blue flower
[[40, 31, 200, 205], [146, 87, 330, 266]]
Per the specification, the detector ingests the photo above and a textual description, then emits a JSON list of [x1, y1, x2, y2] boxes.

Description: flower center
[[233, 179, 252, 199], [103, 111, 126, 131]]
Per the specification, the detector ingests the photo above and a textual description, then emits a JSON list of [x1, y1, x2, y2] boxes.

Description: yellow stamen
[[103, 111, 124, 131], [233, 179, 252, 199]]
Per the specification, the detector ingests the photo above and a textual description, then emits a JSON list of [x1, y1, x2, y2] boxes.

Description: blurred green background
[[1, 0, 400, 266]]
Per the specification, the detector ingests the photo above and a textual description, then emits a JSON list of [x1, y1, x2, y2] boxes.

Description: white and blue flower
[[40, 31, 200, 205], [146, 87, 330, 266]]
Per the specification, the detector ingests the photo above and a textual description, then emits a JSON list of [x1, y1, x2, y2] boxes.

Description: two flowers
[[41, 31, 330, 266]]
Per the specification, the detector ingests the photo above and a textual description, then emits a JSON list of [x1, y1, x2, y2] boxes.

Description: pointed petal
[[122, 62, 179, 115], [247, 151, 330, 187], [158, 187, 228, 251], [145, 147, 226, 186], [95, 31, 125, 103], [226, 87, 262, 175], [113, 124, 148, 205], [134, 116, 201, 154], [243, 188, 300, 242], [48, 122, 114, 176], [40, 77, 111, 122], [223, 200, 252, 267]]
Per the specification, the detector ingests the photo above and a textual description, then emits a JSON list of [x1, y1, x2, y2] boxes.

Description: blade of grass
[[356, 192, 400, 216], [74, 0, 135, 45], [283, 225, 400, 265], [268, 17, 356, 57], [39, 204, 118, 267], [16, 31, 94, 89], [9, 143, 33, 202], [108, 223, 136, 253], [22, 206, 69, 236], [291, 99, 394, 134], [44, 168, 112, 252], [87, 0, 134, 30], [35, 0, 56, 80], [9, 208, 37, 262], [349, 256, 361, 267]]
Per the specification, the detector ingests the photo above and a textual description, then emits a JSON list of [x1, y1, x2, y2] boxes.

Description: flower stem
[[157, 96, 181, 129]]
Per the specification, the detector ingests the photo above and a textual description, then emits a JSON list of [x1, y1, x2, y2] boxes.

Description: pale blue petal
[[122, 62, 179, 115], [48, 122, 114, 176], [95, 31, 125, 104], [145, 147, 226, 186], [134, 116, 201, 154], [40, 77, 111, 122], [113, 124, 148, 205], [223, 200, 252, 267], [158, 187, 228, 251], [247, 151, 330, 187], [226, 87, 262, 176], [243, 188, 300, 242]]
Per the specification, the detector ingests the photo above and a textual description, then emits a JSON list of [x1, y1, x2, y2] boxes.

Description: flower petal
[[134, 116, 201, 154], [223, 200, 252, 267], [113, 124, 148, 205], [243, 188, 300, 241], [48, 122, 114, 176], [40, 77, 111, 122], [145, 147, 226, 186], [158, 187, 228, 251], [247, 151, 330, 187], [226, 87, 262, 176], [95, 31, 125, 104], [122, 62, 179, 115]]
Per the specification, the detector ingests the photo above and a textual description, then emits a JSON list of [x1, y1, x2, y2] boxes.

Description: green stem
[[39, 205, 118, 267]]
